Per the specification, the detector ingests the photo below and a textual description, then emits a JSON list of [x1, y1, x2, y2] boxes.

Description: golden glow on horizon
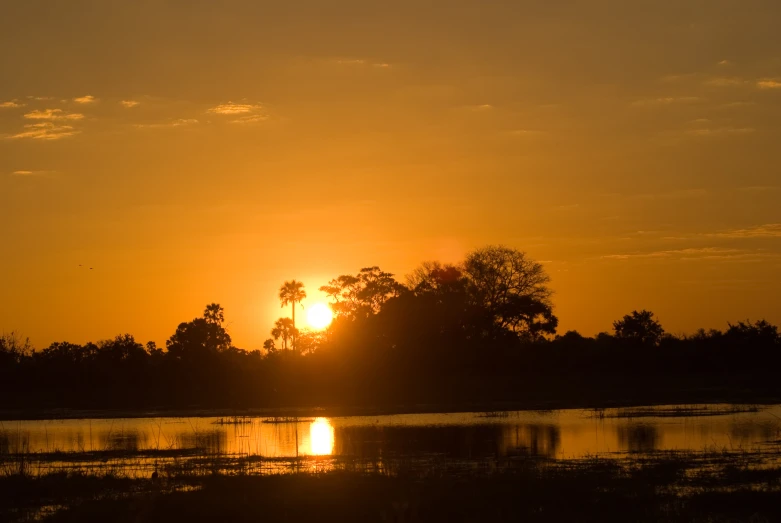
[[309, 417, 334, 455], [306, 303, 333, 330], [2, 2, 781, 350]]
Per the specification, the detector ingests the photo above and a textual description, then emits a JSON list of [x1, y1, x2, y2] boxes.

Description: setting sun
[[306, 303, 333, 330], [308, 417, 335, 456]]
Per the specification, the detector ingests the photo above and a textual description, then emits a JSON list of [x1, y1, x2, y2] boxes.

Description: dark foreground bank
[[3, 389, 781, 422], [3, 452, 781, 523]]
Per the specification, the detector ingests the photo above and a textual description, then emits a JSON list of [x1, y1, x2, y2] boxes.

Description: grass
[[3, 395, 780, 422], [2, 451, 781, 522], [603, 404, 762, 419]]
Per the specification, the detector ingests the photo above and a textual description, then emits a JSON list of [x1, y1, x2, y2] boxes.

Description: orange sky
[[2, 1, 780, 350]]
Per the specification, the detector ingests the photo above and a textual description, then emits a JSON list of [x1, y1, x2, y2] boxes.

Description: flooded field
[[2, 404, 780, 477]]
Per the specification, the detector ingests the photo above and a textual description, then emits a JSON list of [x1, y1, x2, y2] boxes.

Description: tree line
[[1, 245, 779, 410]]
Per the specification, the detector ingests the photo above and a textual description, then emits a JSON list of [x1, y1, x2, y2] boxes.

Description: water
[[2, 404, 780, 476]]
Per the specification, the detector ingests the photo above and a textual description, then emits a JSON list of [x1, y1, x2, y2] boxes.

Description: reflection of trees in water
[[262, 423, 301, 457], [334, 424, 560, 459], [502, 424, 561, 457], [729, 421, 779, 443], [179, 430, 225, 454], [99, 430, 145, 451], [0, 430, 28, 454], [617, 424, 659, 452]]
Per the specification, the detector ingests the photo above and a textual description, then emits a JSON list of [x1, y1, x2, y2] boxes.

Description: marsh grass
[[605, 404, 762, 419], [2, 451, 781, 523]]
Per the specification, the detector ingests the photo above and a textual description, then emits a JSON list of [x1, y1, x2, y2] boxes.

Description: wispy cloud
[[659, 73, 699, 84], [703, 77, 746, 87], [231, 114, 269, 124], [207, 102, 263, 115], [686, 127, 755, 137], [719, 101, 755, 109], [207, 101, 268, 123], [120, 100, 140, 108], [23, 109, 84, 121], [507, 129, 543, 137], [0, 100, 25, 109], [632, 188, 708, 201], [10, 122, 79, 140], [552, 203, 580, 211], [738, 186, 779, 193], [631, 96, 702, 107], [709, 224, 781, 238], [334, 58, 392, 68], [73, 95, 97, 104], [757, 79, 781, 89], [135, 119, 199, 129], [466, 104, 494, 111], [602, 247, 742, 261], [9, 169, 56, 177], [717, 60, 733, 66]]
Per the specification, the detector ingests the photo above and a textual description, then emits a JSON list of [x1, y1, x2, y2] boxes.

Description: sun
[[308, 417, 334, 456], [306, 303, 333, 330]]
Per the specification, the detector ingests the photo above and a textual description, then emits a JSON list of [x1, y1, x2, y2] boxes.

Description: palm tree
[[271, 318, 296, 351], [279, 280, 306, 352]]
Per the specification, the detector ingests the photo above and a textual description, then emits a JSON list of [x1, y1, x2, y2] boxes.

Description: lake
[[2, 404, 780, 476]]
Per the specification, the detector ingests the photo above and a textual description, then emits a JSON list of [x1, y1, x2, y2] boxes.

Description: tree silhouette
[[320, 267, 405, 320], [271, 318, 297, 351], [262, 338, 277, 354], [279, 280, 306, 352], [463, 245, 556, 337], [204, 303, 225, 325], [407, 261, 467, 297], [613, 310, 664, 347], [166, 304, 232, 360]]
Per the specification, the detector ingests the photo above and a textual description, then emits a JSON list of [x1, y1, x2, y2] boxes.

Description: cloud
[[207, 101, 268, 123], [718, 60, 733, 66], [738, 186, 779, 192], [467, 104, 494, 111], [9, 122, 79, 140], [709, 224, 781, 239], [120, 100, 140, 108], [9, 169, 56, 177], [686, 127, 755, 137], [631, 96, 702, 107], [231, 114, 269, 124], [0, 100, 25, 108], [207, 102, 263, 115], [73, 95, 97, 104], [334, 58, 392, 68], [600, 248, 779, 263], [602, 247, 742, 261], [719, 101, 755, 109], [757, 79, 781, 89], [703, 77, 746, 87], [632, 188, 708, 201], [134, 119, 199, 129], [659, 73, 699, 83], [507, 129, 543, 137], [23, 109, 84, 121]]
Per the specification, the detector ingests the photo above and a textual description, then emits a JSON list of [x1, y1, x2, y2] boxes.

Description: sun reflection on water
[[309, 417, 334, 455]]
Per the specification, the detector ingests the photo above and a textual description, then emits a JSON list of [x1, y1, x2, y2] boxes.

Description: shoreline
[[3, 393, 780, 421]]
